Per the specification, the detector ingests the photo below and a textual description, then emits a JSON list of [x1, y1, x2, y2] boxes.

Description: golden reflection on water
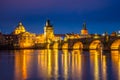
[[53, 49, 59, 79], [13, 49, 120, 80], [14, 50, 34, 80], [37, 50, 46, 78], [62, 49, 69, 80], [71, 50, 82, 80], [89, 50, 100, 80], [111, 50, 120, 80], [102, 55, 107, 80]]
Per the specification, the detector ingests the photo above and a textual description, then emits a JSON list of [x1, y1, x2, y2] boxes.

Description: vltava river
[[0, 49, 120, 80]]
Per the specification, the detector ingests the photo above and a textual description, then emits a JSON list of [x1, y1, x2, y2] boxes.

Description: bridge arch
[[53, 42, 59, 49], [72, 50, 82, 54], [73, 42, 83, 50], [111, 39, 120, 50], [89, 40, 103, 50], [62, 43, 68, 49]]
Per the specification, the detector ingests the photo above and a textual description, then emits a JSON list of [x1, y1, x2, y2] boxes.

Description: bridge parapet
[[50, 36, 120, 51]]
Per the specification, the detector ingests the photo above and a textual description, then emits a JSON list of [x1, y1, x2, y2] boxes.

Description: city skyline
[[0, 20, 120, 35], [0, 0, 120, 34]]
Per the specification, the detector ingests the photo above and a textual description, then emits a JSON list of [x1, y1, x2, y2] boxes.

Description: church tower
[[44, 20, 54, 42], [80, 22, 88, 35]]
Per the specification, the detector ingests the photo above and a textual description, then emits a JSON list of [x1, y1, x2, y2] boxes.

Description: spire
[[82, 22, 87, 30], [45, 20, 52, 27], [46, 20, 50, 26]]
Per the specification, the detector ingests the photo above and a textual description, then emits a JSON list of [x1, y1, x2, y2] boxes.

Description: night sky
[[0, 0, 120, 34]]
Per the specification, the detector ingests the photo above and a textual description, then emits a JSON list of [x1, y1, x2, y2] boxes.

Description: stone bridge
[[49, 36, 120, 51]]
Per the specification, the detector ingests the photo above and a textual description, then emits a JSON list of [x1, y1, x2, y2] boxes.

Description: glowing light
[[111, 39, 120, 50], [62, 50, 69, 80], [53, 49, 59, 79], [47, 49, 52, 77], [89, 40, 102, 50], [90, 52, 99, 80], [94, 34, 100, 39], [102, 55, 107, 80], [53, 42, 59, 49], [62, 43, 68, 49], [111, 50, 120, 80], [73, 42, 83, 50]]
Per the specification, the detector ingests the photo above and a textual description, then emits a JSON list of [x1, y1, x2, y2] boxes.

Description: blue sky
[[0, 0, 120, 34]]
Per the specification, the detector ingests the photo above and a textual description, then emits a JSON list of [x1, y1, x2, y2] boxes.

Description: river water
[[0, 49, 120, 80]]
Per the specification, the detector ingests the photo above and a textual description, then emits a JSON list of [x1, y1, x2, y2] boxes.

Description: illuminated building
[[12, 22, 36, 48], [35, 20, 61, 49], [35, 34, 45, 44], [18, 32, 36, 48], [44, 20, 54, 43]]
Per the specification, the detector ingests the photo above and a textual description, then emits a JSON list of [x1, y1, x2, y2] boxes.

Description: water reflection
[[0, 49, 120, 80], [111, 50, 120, 80], [89, 50, 101, 80], [71, 50, 82, 80], [14, 50, 34, 80], [102, 55, 107, 80], [62, 50, 69, 80]]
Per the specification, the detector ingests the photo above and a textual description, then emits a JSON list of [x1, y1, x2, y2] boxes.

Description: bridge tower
[[80, 22, 88, 35], [44, 20, 54, 43]]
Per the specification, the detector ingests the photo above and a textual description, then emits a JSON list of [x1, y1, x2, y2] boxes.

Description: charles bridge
[[49, 35, 120, 51]]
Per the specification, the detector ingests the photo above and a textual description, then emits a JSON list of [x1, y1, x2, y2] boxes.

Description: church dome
[[16, 22, 26, 31], [13, 22, 26, 35]]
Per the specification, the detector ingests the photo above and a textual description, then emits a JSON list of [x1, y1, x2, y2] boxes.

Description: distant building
[[80, 22, 91, 38], [80, 22, 88, 35], [1, 34, 18, 48], [111, 32, 117, 37]]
